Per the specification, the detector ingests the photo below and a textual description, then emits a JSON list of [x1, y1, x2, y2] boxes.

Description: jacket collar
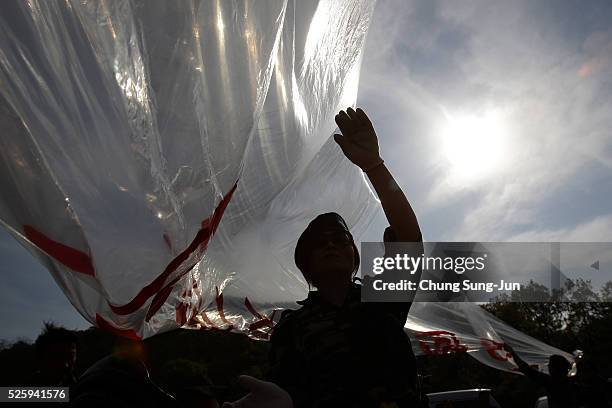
[[296, 281, 361, 307]]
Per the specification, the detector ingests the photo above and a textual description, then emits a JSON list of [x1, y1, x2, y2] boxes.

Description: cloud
[[359, 0, 612, 241], [506, 214, 612, 242], [578, 28, 612, 78]]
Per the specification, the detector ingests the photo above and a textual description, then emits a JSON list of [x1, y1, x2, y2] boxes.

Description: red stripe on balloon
[[95, 314, 141, 340], [269, 309, 278, 323], [23, 225, 95, 277], [144, 283, 175, 322], [244, 296, 265, 320], [176, 303, 188, 326], [200, 310, 217, 328], [215, 286, 233, 327], [245, 297, 275, 332], [109, 182, 237, 316], [144, 271, 191, 322], [249, 318, 274, 331], [109, 229, 207, 315]]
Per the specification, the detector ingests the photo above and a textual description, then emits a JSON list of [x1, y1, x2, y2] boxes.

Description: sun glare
[[442, 111, 507, 182]]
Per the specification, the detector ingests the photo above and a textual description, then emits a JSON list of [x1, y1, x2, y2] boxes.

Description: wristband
[[363, 159, 384, 173]]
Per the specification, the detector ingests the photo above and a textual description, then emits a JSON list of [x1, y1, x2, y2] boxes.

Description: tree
[[483, 279, 612, 371]]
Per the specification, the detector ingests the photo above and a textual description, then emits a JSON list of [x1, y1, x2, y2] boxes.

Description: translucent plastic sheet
[[0, 0, 568, 371], [0, 0, 378, 339], [406, 302, 573, 373]]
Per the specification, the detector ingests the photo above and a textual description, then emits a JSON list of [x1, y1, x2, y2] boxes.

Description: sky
[[1, 0, 612, 343]]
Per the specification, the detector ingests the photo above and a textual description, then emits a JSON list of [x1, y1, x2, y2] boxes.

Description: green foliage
[[483, 279, 612, 373], [0, 339, 37, 386], [0, 325, 270, 401], [1, 280, 610, 406]]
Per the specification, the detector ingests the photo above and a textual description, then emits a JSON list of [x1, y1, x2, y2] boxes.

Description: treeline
[[0, 279, 610, 407], [483, 279, 612, 373], [0, 327, 269, 402]]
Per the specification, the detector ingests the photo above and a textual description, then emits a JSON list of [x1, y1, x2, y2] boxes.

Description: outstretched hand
[[503, 343, 526, 368], [502, 343, 516, 356], [222, 375, 293, 408], [334, 107, 383, 172]]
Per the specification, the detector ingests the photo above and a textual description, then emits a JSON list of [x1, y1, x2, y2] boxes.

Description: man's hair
[[35, 322, 77, 357], [294, 212, 360, 286]]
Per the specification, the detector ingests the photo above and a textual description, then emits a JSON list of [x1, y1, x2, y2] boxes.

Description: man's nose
[[322, 237, 342, 248]]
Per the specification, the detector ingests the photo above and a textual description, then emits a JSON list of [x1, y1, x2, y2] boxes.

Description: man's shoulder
[[278, 307, 303, 322], [271, 305, 310, 336], [272, 291, 346, 337]]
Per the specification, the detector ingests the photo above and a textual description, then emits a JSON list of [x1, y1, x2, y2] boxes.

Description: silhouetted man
[[267, 108, 422, 407], [505, 344, 578, 408], [574, 355, 611, 408]]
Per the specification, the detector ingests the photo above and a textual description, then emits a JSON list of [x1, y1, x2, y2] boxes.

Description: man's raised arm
[[334, 107, 421, 242]]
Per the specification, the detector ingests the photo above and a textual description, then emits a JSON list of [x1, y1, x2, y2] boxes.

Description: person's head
[[575, 354, 597, 380], [294, 212, 359, 289], [35, 322, 77, 375], [548, 354, 571, 379]]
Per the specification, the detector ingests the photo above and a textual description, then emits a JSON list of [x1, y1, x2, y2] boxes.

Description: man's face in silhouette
[[305, 229, 355, 288]]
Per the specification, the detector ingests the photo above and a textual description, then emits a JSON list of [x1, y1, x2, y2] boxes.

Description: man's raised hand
[[333, 107, 383, 172]]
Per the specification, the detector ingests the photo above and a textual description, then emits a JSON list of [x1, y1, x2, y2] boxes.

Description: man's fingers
[[356, 108, 373, 129], [335, 110, 351, 124], [346, 107, 359, 121], [335, 110, 353, 134], [334, 133, 356, 159], [333, 133, 348, 151], [336, 108, 373, 135]]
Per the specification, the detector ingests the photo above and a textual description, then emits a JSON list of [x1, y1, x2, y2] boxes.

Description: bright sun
[[442, 110, 507, 182]]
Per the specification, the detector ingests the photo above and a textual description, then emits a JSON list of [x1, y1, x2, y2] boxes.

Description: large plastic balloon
[[0, 0, 379, 339], [405, 302, 573, 373], [0, 0, 568, 371]]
